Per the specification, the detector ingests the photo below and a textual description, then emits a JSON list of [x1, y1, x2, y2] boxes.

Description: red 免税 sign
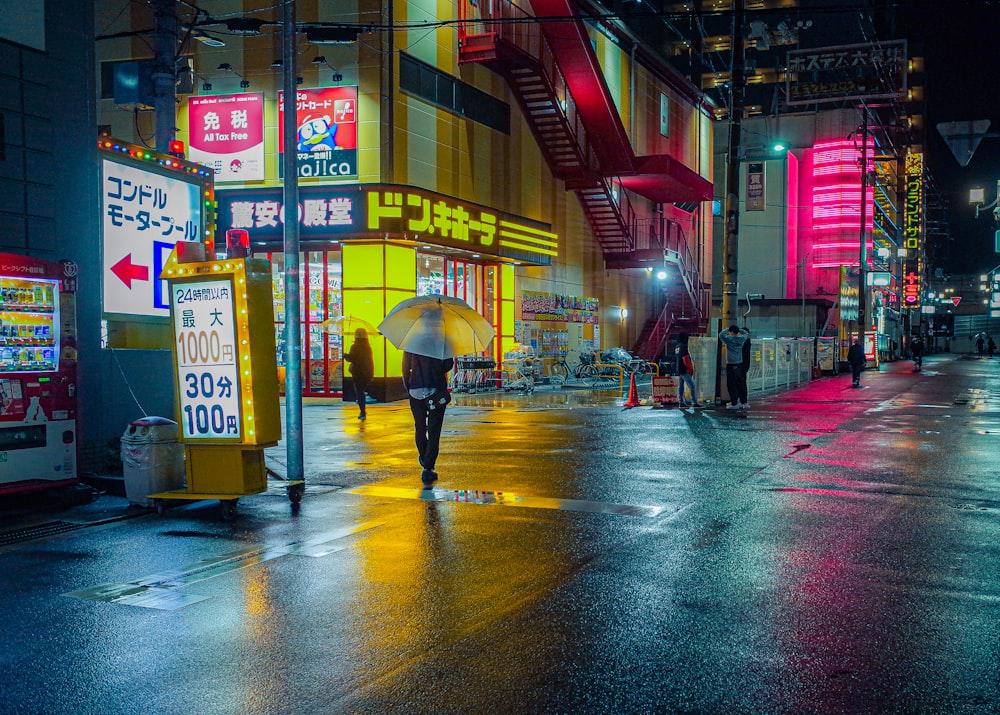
[[188, 93, 265, 182]]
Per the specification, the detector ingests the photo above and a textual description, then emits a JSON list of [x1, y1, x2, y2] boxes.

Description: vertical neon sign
[[904, 153, 923, 250], [902, 153, 923, 311], [810, 139, 874, 269]]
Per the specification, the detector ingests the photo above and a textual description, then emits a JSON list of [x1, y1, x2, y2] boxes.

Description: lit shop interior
[[260, 246, 501, 397]]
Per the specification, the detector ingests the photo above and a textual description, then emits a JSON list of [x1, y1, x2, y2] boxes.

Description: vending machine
[[0, 253, 78, 495]]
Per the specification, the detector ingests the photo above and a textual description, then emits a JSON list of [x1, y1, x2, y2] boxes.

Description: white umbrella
[[319, 315, 378, 336], [378, 295, 495, 360]]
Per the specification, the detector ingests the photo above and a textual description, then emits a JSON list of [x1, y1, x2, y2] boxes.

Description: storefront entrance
[[262, 247, 497, 398]]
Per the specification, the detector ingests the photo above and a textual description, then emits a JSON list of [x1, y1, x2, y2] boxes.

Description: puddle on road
[[347, 484, 667, 518]]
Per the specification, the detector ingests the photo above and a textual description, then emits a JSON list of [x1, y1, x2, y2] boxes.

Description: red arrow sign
[[110, 254, 149, 288]]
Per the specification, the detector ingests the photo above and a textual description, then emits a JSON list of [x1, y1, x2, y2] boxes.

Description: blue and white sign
[[102, 159, 203, 317], [170, 279, 242, 440]]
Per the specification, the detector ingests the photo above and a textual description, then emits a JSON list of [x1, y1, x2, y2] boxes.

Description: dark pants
[[353, 378, 370, 417], [850, 363, 863, 384], [725, 364, 748, 405], [408, 396, 447, 471]]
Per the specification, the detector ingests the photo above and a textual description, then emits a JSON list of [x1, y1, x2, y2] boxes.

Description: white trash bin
[[121, 417, 185, 506]]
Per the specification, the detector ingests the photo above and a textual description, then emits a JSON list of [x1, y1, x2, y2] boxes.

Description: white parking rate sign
[[171, 280, 242, 440], [102, 159, 203, 317]]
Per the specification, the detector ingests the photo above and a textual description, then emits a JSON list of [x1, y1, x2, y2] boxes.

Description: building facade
[[95, 0, 716, 409]]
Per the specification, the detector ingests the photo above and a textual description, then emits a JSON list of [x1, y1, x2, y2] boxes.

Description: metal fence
[[688, 336, 816, 404]]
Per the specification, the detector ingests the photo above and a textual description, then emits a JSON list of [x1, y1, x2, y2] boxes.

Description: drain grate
[[0, 521, 87, 547]]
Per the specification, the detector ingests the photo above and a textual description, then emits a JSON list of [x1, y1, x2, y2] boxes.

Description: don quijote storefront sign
[[216, 185, 559, 266]]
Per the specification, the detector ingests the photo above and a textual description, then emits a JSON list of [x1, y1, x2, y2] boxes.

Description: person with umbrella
[[379, 295, 495, 488], [345, 328, 374, 420], [402, 351, 454, 487]]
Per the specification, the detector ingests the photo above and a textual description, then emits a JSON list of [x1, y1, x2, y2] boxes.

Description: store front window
[[266, 248, 343, 396], [263, 247, 499, 399], [416, 252, 496, 356]]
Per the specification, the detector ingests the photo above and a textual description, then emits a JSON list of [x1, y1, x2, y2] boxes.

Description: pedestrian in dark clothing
[[741, 330, 752, 376], [989, 337, 996, 359], [847, 339, 865, 387], [911, 337, 924, 370], [345, 328, 374, 420], [402, 351, 454, 487], [977, 335, 985, 358], [719, 324, 750, 410], [675, 334, 702, 409]]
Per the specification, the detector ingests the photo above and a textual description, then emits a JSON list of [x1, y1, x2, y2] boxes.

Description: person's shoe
[[358, 413, 366, 420], [421, 469, 438, 487], [693, 402, 705, 408], [741, 401, 749, 410], [726, 403, 740, 410]]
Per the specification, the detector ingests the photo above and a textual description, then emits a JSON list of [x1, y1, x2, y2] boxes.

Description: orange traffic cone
[[623, 371, 641, 408]]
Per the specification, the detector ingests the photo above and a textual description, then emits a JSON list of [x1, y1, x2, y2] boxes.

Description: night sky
[[898, 0, 1000, 274]]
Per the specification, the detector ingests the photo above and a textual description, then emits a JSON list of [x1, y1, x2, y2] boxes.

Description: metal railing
[[687, 336, 817, 405], [458, 0, 599, 177]]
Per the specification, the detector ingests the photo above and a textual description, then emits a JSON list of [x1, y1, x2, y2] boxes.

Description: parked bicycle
[[548, 351, 600, 387], [600, 347, 654, 378]]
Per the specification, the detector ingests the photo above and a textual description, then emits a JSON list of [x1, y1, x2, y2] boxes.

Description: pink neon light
[[809, 138, 874, 268]]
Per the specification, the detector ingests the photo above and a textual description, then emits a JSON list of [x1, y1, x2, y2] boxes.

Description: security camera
[[993, 205, 1000, 223], [747, 293, 764, 300]]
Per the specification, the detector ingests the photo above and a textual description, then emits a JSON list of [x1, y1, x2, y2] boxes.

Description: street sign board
[[652, 376, 678, 405], [169, 277, 241, 440], [162, 252, 281, 446], [99, 140, 214, 320], [937, 120, 991, 167]]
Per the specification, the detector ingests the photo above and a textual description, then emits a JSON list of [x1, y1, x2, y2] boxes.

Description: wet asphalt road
[[3, 353, 1000, 714]]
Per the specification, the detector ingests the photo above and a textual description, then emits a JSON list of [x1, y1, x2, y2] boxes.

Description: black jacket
[[345, 338, 374, 383], [847, 343, 865, 366], [402, 352, 453, 393]]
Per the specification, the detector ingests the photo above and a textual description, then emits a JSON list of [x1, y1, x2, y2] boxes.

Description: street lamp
[[971, 182, 1000, 265]]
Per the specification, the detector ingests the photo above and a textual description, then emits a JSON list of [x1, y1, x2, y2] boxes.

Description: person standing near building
[[402, 351, 454, 488], [345, 328, 374, 420], [977, 335, 985, 358], [675, 334, 703, 410], [848, 339, 865, 387], [911, 336, 924, 371], [719, 325, 750, 410]]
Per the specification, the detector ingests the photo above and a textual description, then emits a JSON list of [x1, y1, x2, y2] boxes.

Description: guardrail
[[593, 362, 624, 391], [687, 336, 817, 405]]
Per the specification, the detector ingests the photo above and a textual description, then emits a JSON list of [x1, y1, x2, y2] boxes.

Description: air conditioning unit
[[112, 61, 155, 109]]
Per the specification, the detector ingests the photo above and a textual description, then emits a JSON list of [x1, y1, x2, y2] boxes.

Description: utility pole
[[152, 0, 177, 152], [282, 0, 304, 491], [721, 0, 746, 328]]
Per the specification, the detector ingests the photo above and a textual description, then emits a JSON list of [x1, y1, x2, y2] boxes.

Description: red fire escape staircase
[[627, 220, 710, 361], [457, 0, 712, 348], [458, 0, 633, 253]]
